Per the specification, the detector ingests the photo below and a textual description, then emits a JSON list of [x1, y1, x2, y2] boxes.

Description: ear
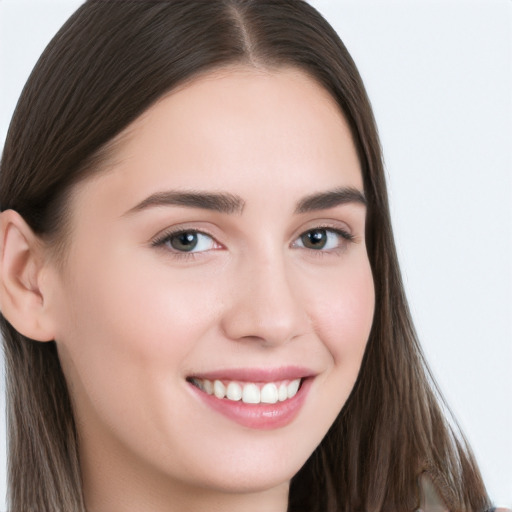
[[0, 210, 56, 342]]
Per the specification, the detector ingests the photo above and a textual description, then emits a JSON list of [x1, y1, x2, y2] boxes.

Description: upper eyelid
[[150, 214, 354, 236], [292, 220, 354, 239], [151, 222, 217, 240], [152, 228, 218, 248]]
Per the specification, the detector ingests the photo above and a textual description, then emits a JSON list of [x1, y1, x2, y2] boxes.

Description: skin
[[0, 67, 375, 512]]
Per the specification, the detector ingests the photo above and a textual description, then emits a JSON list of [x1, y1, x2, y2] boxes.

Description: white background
[[0, 0, 511, 509]]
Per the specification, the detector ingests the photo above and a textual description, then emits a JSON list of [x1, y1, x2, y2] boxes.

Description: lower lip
[[188, 378, 313, 430]]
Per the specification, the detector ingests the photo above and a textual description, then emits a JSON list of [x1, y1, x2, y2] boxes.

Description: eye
[[293, 228, 353, 251], [153, 230, 219, 253]]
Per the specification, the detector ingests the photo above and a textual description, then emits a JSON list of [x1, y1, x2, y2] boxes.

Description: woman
[[0, 1, 500, 511]]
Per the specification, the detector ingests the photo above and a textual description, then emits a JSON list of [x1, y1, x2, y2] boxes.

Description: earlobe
[[0, 210, 55, 342]]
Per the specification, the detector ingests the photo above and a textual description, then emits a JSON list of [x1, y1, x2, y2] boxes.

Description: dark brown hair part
[[0, 1, 491, 511]]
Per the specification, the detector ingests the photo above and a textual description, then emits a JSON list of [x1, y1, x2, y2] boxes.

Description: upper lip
[[187, 366, 317, 382]]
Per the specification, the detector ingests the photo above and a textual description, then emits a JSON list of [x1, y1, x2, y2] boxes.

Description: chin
[[192, 435, 318, 495]]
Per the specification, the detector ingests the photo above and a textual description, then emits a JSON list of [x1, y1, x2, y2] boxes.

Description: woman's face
[[47, 67, 375, 506]]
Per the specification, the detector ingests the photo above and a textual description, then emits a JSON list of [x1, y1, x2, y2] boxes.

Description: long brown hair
[[0, 1, 491, 511]]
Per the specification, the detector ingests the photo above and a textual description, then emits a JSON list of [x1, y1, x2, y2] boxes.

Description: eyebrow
[[124, 186, 366, 217], [294, 187, 367, 213], [124, 190, 246, 216]]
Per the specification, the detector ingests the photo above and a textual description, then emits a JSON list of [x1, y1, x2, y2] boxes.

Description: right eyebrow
[[294, 187, 367, 214], [122, 190, 246, 216]]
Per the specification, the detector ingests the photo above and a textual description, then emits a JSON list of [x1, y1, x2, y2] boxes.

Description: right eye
[[153, 230, 219, 253]]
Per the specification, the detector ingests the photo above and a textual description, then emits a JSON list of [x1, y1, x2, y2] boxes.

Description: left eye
[[158, 231, 217, 253], [293, 228, 351, 251]]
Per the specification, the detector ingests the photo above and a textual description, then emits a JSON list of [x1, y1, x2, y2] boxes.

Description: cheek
[[311, 259, 375, 365], [54, 249, 222, 407], [53, 251, 228, 463], [103, 271, 213, 358], [296, 258, 374, 446]]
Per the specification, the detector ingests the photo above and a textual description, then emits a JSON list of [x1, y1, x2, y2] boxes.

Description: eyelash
[[152, 225, 355, 260]]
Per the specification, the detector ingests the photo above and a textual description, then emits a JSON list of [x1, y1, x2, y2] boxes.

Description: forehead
[[71, 66, 363, 218]]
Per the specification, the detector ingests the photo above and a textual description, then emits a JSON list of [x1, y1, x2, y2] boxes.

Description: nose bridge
[[221, 246, 309, 346]]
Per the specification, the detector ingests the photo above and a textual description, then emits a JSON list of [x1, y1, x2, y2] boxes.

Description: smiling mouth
[[187, 377, 303, 405]]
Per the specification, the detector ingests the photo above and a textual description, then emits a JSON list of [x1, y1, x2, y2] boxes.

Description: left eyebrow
[[123, 190, 245, 216], [294, 187, 367, 214]]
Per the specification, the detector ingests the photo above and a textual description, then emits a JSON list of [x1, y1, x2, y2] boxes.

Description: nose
[[220, 253, 310, 347]]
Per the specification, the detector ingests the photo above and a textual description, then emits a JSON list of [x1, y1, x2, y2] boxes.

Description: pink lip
[[188, 365, 316, 383], [187, 372, 314, 430]]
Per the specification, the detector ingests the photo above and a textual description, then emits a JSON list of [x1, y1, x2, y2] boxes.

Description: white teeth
[[203, 379, 213, 395], [242, 383, 260, 404], [260, 383, 278, 404], [226, 381, 242, 401], [287, 378, 300, 399], [193, 377, 303, 404], [213, 380, 226, 399], [278, 383, 288, 402]]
